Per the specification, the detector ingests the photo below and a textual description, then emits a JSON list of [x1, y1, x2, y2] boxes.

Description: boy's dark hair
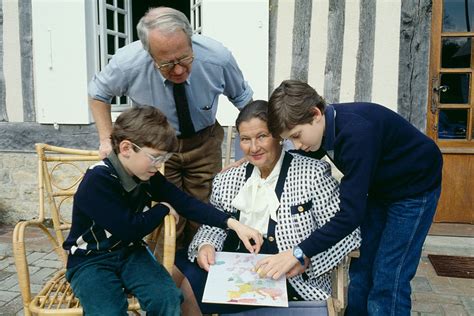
[[268, 80, 326, 136], [235, 100, 269, 133], [110, 105, 177, 153]]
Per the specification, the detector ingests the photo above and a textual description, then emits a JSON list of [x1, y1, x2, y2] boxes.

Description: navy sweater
[[298, 102, 443, 257], [63, 153, 229, 268]]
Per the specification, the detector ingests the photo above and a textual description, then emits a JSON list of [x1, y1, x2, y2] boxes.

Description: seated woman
[[174, 100, 360, 315]]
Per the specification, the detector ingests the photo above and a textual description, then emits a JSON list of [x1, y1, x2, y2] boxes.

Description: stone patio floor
[[0, 224, 473, 315]]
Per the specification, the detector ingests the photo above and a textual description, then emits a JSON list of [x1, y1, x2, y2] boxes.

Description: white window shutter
[[32, 0, 133, 124], [32, 0, 94, 124]]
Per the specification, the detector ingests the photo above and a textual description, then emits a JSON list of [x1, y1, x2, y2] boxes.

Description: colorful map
[[202, 252, 288, 307]]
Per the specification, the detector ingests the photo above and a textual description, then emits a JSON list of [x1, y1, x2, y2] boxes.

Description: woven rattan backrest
[[35, 143, 101, 264], [35, 143, 167, 265]]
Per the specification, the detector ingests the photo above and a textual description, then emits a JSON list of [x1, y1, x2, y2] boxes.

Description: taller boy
[[265, 80, 442, 315], [88, 7, 253, 249]]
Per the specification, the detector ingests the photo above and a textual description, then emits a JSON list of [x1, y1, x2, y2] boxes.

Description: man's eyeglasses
[[131, 142, 172, 166], [153, 55, 194, 73]]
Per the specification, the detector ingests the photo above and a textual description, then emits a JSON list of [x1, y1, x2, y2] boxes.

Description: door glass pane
[[438, 109, 468, 139], [439, 73, 470, 104], [443, 0, 474, 32], [107, 9, 115, 30], [107, 34, 115, 55], [472, 112, 474, 139], [118, 12, 125, 33], [442, 37, 471, 68]]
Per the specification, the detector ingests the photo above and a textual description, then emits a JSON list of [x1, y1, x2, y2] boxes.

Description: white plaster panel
[[3, 0, 23, 122], [372, 0, 401, 112], [200, 0, 268, 126], [307, 0, 329, 93], [339, 0, 359, 103], [273, 0, 294, 90]]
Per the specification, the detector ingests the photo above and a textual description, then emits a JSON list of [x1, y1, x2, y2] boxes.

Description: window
[[191, 0, 203, 34], [97, 0, 133, 112]]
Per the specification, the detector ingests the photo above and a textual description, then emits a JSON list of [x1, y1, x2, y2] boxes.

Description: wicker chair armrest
[[143, 213, 176, 274], [162, 214, 176, 274], [12, 219, 66, 305]]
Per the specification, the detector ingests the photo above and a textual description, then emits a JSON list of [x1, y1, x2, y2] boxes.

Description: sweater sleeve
[[149, 172, 230, 229], [74, 167, 170, 243], [299, 121, 379, 257], [297, 160, 361, 276]]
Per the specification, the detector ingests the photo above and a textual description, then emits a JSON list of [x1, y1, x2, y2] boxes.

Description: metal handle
[[433, 85, 449, 93]]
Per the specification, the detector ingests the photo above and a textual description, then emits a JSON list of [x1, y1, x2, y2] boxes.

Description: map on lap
[[202, 252, 288, 307]]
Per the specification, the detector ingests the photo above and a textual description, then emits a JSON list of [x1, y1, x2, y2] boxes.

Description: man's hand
[[226, 218, 263, 253], [89, 98, 113, 159], [99, 138, 113, 159], [254, 249, 310, 280], [220, 157, 247, 173], [197, 244, 216, 271]]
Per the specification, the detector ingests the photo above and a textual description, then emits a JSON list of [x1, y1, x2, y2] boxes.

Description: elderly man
[[88, 7, 253, 251]]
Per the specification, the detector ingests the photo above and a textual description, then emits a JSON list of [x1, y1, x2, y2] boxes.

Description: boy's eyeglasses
[[131, 143, 172, 166], [153, 55, 194, 73]]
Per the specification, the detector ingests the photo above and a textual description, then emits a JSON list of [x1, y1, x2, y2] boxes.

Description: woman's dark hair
[[235, 100, 269, 133]]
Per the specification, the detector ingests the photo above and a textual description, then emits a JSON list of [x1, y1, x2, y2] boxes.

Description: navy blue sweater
[[298, 102, 443, 257], [63, 152, 229, 268]]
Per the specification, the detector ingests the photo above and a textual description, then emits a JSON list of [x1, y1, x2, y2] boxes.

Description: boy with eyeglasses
[[264, 80, 443, 315], [63, 106, 262, 316]]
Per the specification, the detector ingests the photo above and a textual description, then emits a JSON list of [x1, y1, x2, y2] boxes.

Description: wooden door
[[428, 0, 474, 223]]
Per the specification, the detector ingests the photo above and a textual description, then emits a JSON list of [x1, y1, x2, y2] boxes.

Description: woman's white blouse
[[230, 149, 285, 235]]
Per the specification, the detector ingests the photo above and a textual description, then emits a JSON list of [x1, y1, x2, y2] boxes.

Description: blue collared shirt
[[88, 34, 253, 135]]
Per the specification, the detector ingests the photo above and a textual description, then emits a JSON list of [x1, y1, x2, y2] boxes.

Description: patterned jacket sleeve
[[187, 172, 229, 261], [305, 160, 361, 278]]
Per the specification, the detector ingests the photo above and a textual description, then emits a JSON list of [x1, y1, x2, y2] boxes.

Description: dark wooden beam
[[355, 0, 376, 102], [397, 0, 432, 131], [291, 0, 312, 82], [324, 0, 345, 103]]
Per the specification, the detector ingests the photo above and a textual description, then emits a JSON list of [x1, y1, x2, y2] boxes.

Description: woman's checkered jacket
[[188, 151, 361, 300]]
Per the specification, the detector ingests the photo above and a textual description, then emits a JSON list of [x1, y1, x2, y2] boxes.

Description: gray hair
[[137, 7, 193, 52]]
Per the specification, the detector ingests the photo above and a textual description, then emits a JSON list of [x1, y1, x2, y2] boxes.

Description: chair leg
[[327, 297, 337, 316]]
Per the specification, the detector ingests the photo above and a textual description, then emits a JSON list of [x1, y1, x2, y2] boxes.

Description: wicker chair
[[12, 143, 176, 316]]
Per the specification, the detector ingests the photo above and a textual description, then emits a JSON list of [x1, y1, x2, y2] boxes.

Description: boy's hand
[[220, 157, 247, 173], [160, 202, 179, 224], [227, 218, 263, 253], [253, 249, 310, 280], [197, 244, 216, 271]]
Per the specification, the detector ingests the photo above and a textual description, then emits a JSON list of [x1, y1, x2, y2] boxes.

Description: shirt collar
[[322, 104, 336, 153], [162, 75, 191, 86], [107, 150, 139, 192]]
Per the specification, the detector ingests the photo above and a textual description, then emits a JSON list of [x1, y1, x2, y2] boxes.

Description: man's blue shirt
[[88, 34, 253, 136]]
